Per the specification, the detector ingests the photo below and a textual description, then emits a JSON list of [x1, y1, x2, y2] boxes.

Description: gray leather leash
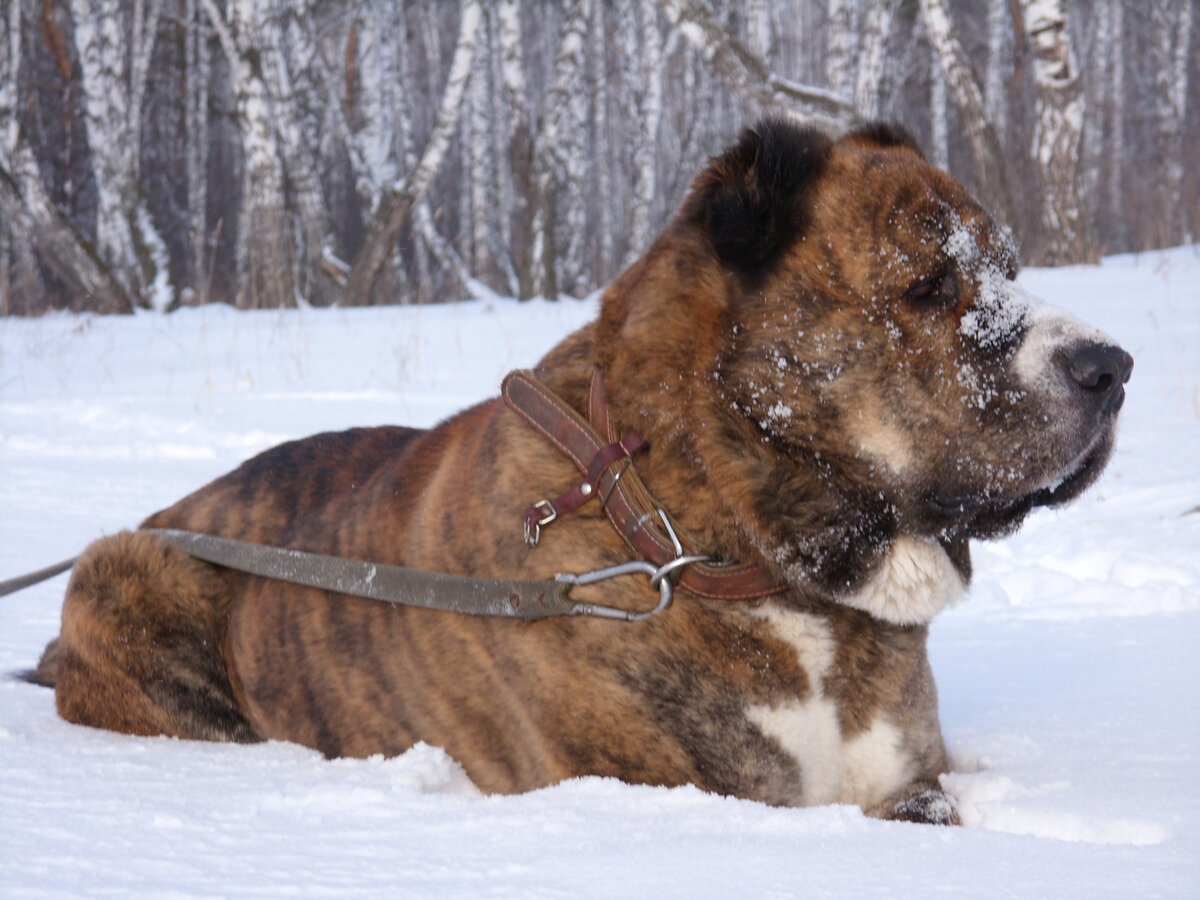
[[0, 557, 76, 599], [1, 528, 697, 623]]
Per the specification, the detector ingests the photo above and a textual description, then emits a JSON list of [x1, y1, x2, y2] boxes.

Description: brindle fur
[[35, 120, 1129, 824]]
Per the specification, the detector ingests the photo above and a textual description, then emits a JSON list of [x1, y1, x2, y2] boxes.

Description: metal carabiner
[[555, 560, 673, 622]]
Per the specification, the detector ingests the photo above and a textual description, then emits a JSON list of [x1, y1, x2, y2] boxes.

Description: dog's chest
[[744, 604, 921, 808]]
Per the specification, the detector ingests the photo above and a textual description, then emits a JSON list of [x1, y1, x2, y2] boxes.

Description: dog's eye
[[906, 272, 958, 308]]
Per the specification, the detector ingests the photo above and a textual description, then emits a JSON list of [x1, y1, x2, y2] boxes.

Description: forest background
[[0, 0, 1195, 315]]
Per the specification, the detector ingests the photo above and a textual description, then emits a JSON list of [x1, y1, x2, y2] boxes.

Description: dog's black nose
[[1066, 343, 1133, 413]]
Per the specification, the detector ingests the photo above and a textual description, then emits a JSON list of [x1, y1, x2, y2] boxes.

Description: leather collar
[[502, 369, 788, 601]]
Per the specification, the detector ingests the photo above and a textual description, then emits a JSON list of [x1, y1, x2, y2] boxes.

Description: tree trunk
[[918, 0, 1018, 232], [266, 7, 336, 305], [1150, 0, 1194, 247], [1022, 0, 1094, 265], [185, 0, 210, 303], [202, 0, 295, 308], [499, 0, 536, 299], [854, 0, 896, 120], [825, 0, 857, 105], [529, 0, 590, 300], [661, 0, 858, 131], [624, 0, 664, 268], [69, 0, 137, 295], [984, 0, 1011, 139], [343, 0, 481, 307], [0, 145, 134, 314]]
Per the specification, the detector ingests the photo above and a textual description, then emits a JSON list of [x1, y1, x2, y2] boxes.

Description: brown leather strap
[[522, 430, 645, 547], [502, 370, 788, 601]]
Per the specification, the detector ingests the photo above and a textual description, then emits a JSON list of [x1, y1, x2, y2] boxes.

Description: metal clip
[[524, 499, 557, 547], [555, 510, 714, 622], [556, 561, 672, 622]]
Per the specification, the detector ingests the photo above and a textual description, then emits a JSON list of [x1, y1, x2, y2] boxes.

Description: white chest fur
[[745, 604, 917, 808], [840, 534, 964, 626]]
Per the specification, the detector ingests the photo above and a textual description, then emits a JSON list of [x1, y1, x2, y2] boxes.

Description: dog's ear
[[691, 118, 832, 282], [840, 121, 926, 159]]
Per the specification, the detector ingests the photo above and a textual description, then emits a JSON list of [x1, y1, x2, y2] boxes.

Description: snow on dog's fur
[[34, 119, 1130, 824]]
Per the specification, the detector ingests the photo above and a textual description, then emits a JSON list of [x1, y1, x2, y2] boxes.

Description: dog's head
[[599, 119, 1131, 612]]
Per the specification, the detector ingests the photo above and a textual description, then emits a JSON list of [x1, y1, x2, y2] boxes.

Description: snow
[[2, 247, 1199, 897]]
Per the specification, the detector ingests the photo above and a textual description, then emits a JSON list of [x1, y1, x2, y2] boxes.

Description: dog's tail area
[[15, 637, 61, 687]]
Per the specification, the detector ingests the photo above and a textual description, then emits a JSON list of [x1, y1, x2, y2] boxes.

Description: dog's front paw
[[866, 782, 960, 826]]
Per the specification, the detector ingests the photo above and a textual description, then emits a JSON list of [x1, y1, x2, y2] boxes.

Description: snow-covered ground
[[2, 247, 1197, 898]]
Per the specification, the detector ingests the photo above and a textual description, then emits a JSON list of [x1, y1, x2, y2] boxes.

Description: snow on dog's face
[[691, 120, 1131, 599]]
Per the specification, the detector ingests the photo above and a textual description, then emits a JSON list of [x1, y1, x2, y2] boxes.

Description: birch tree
[[854, 0, 896, 120], [498, 0, 536, 298], [0, 147, 135, 314], [343, 0, 481, 307], [661, 0, 858, 131], [184, 0, 211, 303], [1150, 0, 1194, 246], [1022, 0, 1093, 264], [69, 0, 170, 308], [201, 0, 294, 308], [529, 0, 590, 299], [0, 0, 133, 314], [624, 0, 665, 268], [825, 0, 858, 106], [0, 0, 24, 311], [918, 0, 1017, 230], [984, 0, 1012, 140], [269, 6, 337, 305]]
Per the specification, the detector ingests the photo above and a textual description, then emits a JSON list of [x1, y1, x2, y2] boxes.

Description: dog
[[32, 119, 1131, 824]]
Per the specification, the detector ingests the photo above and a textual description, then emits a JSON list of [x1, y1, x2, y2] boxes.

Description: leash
[[0, 557, 77, 598], [146, 528, 696, 622], [0, 528, 702, 623]]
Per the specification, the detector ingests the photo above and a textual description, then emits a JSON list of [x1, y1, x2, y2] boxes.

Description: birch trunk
[[0, 144, 134, 313], [499, 0, 536, 299], [1104, 1, 1124, 235], [0, 0, 132, 313], [559, 4, 592, 297], [267, 8, 335, 305], [661, 0, 857, 131], [202, 0, 294, 308], [590, 0, 613, 276], [1, 0, 21, 311], [1151, 0, 1194, 246], [1023, 0, 1093, 264], [464, 5, 494, 274], [984, 0, 1011, 139], [930, 40, 949, 171], [343, 0, 481, 307], [624, 0, 664, 268], [918, 0, 1017, 230], [854, 0, 895, 120], [185, 0, 210, 303], [530, 0, 590, 300], [825, 0, 857, 105]]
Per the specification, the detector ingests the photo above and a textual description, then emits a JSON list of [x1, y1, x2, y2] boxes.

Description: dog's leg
[[44, 530, 260, 743]]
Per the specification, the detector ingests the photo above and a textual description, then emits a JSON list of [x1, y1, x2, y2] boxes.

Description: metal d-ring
[[649, 508, 713, 587], [649, 553, 713, 588]]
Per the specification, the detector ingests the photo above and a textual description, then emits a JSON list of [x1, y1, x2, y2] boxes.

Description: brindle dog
[[33, 120, 1131, 824]]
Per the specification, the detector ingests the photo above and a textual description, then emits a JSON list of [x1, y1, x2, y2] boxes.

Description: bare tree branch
[[661, 0, 858, 131]]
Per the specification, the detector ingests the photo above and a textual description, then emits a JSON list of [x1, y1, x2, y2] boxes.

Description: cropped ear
[[840, 121, 926, 158], [690, 118, 832, 282]]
